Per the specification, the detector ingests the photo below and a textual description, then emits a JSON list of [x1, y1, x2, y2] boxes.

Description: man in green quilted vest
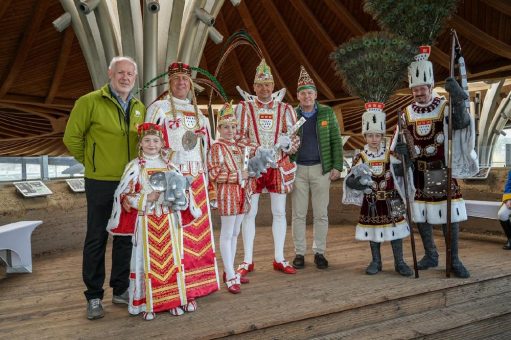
[[291, 66, 343, 270]]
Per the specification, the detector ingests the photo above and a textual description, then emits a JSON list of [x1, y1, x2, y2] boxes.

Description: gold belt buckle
[[376, 191, 386, 200], [418, 160, 427, 172]]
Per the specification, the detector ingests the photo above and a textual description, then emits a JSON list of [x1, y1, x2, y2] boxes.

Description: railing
[[0, 156, 83, 182]]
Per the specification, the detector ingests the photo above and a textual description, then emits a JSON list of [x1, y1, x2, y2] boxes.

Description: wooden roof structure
[[1, 0, 511, 156]]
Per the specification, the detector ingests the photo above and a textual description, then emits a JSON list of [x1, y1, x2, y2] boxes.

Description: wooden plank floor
[[1, 224, 510, 339]]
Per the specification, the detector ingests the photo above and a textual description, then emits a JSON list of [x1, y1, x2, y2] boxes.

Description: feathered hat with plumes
[[363, 0, 460, 88], [331, 31, 416, 134]]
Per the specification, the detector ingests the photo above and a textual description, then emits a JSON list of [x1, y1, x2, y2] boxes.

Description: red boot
[[273, 260, 297, 274]]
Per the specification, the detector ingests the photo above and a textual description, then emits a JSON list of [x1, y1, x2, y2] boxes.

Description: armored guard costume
[[343, 103, 413, 276], [399, 46, 478, 277]]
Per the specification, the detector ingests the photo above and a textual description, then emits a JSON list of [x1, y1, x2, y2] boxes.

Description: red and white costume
[[234, 60, 298, 273], [146, 94, 219, 304], [107, 155, 187, 319], [208, 131, 252, 292], [208, 137, 250, 216]]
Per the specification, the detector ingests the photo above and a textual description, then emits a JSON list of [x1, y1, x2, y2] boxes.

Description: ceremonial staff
[[445, 29, 455, 278], [446, 28, 468, 278], [398, 110, 419, 278]]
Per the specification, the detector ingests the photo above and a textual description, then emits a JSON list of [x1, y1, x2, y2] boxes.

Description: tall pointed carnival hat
[[363, 0, 460, 88], [217, 100, 237, 126], [297, 66, 316, 92], [331, 31, 416, 134], [254, 58, 274, 84]]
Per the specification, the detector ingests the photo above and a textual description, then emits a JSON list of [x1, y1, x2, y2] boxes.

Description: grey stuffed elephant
[[164, 171, 192, 211], [444, 77, 471, 130], [149, 171, 191, 211], [346, 163, 374, 194], [248, 148, 277, 178]]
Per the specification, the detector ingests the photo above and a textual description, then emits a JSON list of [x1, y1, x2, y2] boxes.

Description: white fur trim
[[107, 160, 140, 233], [362, 110, 385, 134], [355, 220, 411, 242], [412, 199, 467, 224], [408, 60, 434, 88]]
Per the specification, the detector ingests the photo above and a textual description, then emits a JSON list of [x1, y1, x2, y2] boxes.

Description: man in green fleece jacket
[[291, 66, 343, 270], [63, 56, 146, 320]]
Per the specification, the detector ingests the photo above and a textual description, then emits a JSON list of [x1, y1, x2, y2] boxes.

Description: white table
[[0, 221, 42, 273]]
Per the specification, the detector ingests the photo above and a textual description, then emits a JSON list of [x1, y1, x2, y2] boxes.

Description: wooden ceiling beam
[[0, 99, 72, 111], [0, 101, 66, 119], [289, 1, 336, 51], [261, 0, 335, 100], [46, 28, 74, 104], [237, 1, 294, 102], [0, 0, 12, 20], [430, 46, 451, 71], [215, 12, 250, 92], [0, 0, 50, 98], [324, 0, 365, 37], [450, 15, 511, 59], [481, 0, 511, 17]]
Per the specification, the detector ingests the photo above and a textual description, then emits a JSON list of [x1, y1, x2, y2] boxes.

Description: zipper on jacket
[[116, 104, 131, 165], [92, 142, 97, 172], [314, 120, 325, 175]]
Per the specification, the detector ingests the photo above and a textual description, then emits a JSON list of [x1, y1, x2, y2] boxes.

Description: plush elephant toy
[[346, 163, 374, 194], [248, 148, 277, 178], [148, 171, 191, 211], [164, 171, 192, 211]]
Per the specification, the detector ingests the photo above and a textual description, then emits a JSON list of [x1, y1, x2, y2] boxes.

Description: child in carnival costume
[[497, 170, 511, 250], [107, 122, 190, 320], [332, 32, 418, 276], [343, 103, 414, 276], [208, 101, 252, 294]]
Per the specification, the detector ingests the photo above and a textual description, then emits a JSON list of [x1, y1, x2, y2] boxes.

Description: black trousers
[[83, 178, 132, 301]]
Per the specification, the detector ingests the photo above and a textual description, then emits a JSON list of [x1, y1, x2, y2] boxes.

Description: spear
[[445, 29, 460, 278], [398, 110, 419, 278]]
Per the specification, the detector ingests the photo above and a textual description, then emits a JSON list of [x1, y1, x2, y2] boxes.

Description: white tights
[[498, 204, 511, 221], [220, 214, 244, 279], [242, 193, 287, 264]]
